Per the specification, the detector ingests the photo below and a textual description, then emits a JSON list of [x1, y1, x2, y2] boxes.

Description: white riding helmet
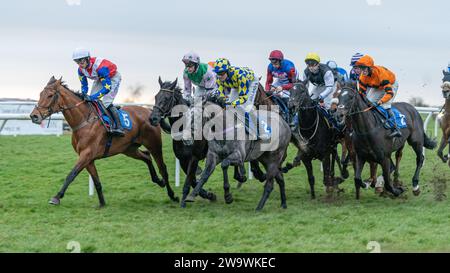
[[72, 47, 90, 60], [327, 60, 338, 70], [182, 51, 200, 64]]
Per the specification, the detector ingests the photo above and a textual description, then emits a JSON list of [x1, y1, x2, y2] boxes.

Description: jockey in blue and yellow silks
[[72, 47, 124, 136], [213, 58, 269, 140]]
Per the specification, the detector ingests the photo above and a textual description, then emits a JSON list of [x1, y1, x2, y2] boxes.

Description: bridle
[[34, 86, 92, 131], [338, 86, 373, 118], [152, 88, 180, 119], [34, 87, 85, 120]]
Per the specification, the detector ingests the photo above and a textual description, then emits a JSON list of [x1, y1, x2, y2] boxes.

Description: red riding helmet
[[269, 50, 284, 61]]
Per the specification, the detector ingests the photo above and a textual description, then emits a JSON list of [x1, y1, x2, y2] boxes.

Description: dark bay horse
[[30, 76, 178, 206], [149, 78, 270, 207], [287, 82, 343, 199], [335, 85, 437, 199], [149, 78, 218, 208]]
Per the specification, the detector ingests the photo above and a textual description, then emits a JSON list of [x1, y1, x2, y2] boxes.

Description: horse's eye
[[47, 94, 53, 98], [338, 105, 345, 109]]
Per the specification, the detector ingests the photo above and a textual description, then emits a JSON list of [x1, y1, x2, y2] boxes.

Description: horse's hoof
[[225, 194, 234, 204], [413, 186, 421, 196], [342, 171, 349, 179], [326, 186, 334, 194], [180, 201, 187, 208], [375, 187, 384, 194], [48, 197, 60, 205], [208, 192, 217, 202], [172, 196, 180, 203], [184, 194, 196, 202], [281, 203, 287, 209]]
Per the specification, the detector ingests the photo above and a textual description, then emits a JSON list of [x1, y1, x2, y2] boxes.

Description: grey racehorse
[[184, 96, 291, 210]]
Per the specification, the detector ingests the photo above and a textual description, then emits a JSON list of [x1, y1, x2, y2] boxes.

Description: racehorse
[[335, 84, 437, 199], [437, 72, 450, 166], [184, 95, 292, 210], [30, 76, 178, 207], [287, 81, 343, 199]]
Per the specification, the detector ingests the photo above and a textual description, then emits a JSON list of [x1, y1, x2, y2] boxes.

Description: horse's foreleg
[[222, 160, 233, 204], [393, 148, 404, 187], [322, 153, 333, 194], [179, 158, 215, 208], [437, 133, 448, 163], [49, 153, 92, 205], [256, 164, 277, 211], [303, 160, 315, 199], [275, 172, 287, 209], [185, 152, 218, 202], [85, 162, 105, 207], [354, 156, 366, 200], [411, 144, 425, 196], [381, 157, 403, 197], [250, 161, 266, 182]]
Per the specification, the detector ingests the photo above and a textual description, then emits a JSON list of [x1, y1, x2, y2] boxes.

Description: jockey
[[72, 48, 124, 137], [213, 58, 269, 140], [327, 60, 349, 85], [354, 55, 402, 138], [302, 52, 336, 109], [349, 52, 365, 83], [182, 52, 217, 104], [265, 50, 298, 125]]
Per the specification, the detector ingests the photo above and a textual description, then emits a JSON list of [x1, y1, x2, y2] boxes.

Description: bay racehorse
[[30, 76, 178, 207], [288, 81, 344, 198], [335, 84, 436, 199], [437, 72, 450, 166]]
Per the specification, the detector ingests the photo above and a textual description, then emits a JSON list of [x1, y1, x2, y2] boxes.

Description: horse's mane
[[47, 76, 84, 99], [161, 81, 183, 95]]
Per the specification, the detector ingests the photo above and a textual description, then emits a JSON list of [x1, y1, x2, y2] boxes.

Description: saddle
[[91, 101, 132, 133], [374, 106, 407, 129], [270, 95, 291, 123]]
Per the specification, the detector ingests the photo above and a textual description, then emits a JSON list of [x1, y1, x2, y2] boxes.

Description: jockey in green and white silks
[[182, 52, 217, 103], [213, 58, 269, 140]]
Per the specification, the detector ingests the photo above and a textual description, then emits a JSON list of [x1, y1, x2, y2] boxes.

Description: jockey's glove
[[84, 94, 93, 102]]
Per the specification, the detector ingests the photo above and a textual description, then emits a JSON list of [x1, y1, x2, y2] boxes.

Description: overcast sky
[[0, 0, 448, 105]]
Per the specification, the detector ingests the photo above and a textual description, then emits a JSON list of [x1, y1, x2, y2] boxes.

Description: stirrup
[[389, 129, 402, 138], [111, 128, 125, 137]]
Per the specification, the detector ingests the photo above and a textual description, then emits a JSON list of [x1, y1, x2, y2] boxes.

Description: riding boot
[[108, 105, 125, 137], [387, 108, 402, 138]]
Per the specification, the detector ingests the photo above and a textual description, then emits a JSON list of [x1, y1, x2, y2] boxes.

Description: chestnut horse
[[30, 76, 178, 207]]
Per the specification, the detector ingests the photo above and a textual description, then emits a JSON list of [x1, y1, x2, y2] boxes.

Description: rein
[[35, 87, 97, 131], [153, 88, 180, 119]]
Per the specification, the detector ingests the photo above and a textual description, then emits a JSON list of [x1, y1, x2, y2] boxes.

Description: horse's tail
[[424, 133, 437, 150]]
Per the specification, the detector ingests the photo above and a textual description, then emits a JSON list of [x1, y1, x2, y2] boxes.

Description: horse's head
[[442, 82, 450, 100], [150, 77, 181, 126], [30, 76, 73, 124], [441, 71, 450, 100], [288, 81, 311, 111], [335, 82, 358, 126]]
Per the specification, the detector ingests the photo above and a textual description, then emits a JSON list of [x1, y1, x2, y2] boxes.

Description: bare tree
[[124, 83, 145, 103], [408, 96, 429, 107]]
